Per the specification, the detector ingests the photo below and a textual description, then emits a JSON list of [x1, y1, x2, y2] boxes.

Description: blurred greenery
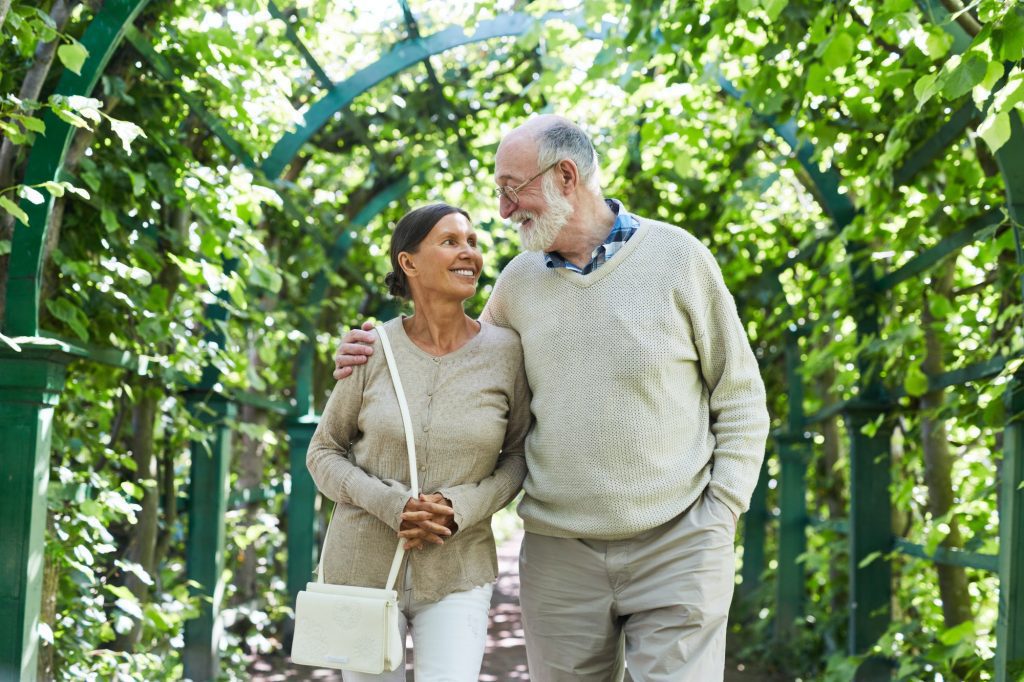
[[1, 0, 1022, 679]]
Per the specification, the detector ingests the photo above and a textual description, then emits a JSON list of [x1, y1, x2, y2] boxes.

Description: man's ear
[[556, 159, 580, 195]]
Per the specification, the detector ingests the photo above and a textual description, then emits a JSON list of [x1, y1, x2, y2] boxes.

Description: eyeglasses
[[494, 161, 559, 204]]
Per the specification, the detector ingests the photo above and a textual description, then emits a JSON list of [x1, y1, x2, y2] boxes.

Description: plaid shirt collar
[[544, 199, 639, 274]]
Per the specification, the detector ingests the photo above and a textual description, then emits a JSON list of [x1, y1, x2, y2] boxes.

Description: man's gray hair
[[535, 120, 602, 193]]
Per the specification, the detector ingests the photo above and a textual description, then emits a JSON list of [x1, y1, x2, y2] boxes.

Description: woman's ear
[[398, 251, 418, 279]]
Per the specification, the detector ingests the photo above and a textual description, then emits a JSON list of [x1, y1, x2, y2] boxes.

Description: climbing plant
[[1, 0, 1022, 679]]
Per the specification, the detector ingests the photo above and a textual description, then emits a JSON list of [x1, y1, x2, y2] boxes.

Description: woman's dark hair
[[385, 203, 471, 298]]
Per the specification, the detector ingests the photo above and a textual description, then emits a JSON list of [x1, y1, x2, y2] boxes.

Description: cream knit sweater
[[482, 216, 769, 540]]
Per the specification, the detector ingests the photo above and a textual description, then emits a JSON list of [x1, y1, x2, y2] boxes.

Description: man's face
[[495, 138, 571, 252]]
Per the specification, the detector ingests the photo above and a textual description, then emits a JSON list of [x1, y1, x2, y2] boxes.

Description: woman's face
[[401, 212, 483, 303]]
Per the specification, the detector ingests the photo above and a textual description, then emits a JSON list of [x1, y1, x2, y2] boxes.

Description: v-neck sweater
[[481, 217, 769, 540], [306, 317, 530, 601]]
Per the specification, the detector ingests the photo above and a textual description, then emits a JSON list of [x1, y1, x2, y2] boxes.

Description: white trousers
[[342, 570, 493, 682]]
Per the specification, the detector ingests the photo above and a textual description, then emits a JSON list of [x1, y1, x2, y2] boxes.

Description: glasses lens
[[505, 187, 518, 203]]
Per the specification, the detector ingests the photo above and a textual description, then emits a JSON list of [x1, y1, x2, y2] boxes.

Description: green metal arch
[[4, 0, 153, 337], [261, 10, 582, 180]]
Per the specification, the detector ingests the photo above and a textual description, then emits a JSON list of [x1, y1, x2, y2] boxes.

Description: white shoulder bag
[[291, 325, 418, 673]]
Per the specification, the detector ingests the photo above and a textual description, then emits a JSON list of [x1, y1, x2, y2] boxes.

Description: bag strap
[[315, 324, 419, 590]]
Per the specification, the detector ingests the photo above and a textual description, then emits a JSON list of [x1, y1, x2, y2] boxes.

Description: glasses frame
[[495, 161, 559, 204]]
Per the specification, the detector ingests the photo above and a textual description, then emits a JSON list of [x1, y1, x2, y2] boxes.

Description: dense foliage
[[1, 0, 1022, 679]]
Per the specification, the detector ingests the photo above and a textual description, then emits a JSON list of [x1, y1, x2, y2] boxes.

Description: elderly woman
[[305, 203, 530, 681]]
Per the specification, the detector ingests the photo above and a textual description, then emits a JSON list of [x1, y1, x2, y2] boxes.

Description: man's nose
[[499, 196, 515, 219]]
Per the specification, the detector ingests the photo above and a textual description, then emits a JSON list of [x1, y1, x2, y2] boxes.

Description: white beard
[[513, 174, 573, 252]]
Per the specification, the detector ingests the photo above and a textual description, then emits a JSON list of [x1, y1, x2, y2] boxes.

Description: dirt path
[[250, 531, 778, 680]]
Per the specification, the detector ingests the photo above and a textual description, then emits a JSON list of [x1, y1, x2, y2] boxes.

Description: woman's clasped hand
[[399, 493, 456, 550]]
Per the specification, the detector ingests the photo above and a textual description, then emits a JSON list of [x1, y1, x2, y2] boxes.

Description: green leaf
[[100, 207, 119, 233], [914, 72, 943, 110], [57, 41, 89, 76], [20, 186, 44, 205], [144, 604, 173, 631], [66, 95, 103, 123], [999, 11, 1024, 61], [942, 52, 988, 100], [0, 195, 29, 225], [41, 181, 64, 198], [978, 111, 1012, 153], [857, 550, 882, 569], [980, 60, 1005, 92], [64, 183, 90, 199], [51, 107, 89, 129], [822, 32, 855, 72], [32, 7, 57, 29], [938, 620, 976, 646], [904, 363, 929, 397], [916, 27, 953, 59], [805, 63, 828, 93], [928, 293, 953, 319], [15, 115, 45, 134], [763, 0, 788, 20], [983, 397, 1005, 426], [109, 119, 147, 155], [45, 298, 89, 341]]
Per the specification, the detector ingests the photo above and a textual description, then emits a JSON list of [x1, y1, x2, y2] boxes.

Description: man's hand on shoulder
[[333, 321, 377, 380]]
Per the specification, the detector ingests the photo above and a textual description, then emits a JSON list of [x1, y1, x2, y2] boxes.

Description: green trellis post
[[739, 458, 769, 605], [997, 377, 1024, 681], [286, 418, 318, 606], [843, 401, 892, 680], [775, 329, 810, 639], [845, 233, 893, 680], [995, 110, 1024, 682], [183, 396, 236, 682], [0, 348, 69, 682]]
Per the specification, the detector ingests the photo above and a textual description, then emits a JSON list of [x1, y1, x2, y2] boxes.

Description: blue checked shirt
[[544, 199, 639, 274]]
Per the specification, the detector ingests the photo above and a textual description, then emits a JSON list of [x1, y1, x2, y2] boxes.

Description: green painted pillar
[[286, 418, 318, 605], [843, 404, 893, 681], [183, 396, 236, 682], [996, 377, 1024, 682], [738, 456, 769, 605], [0, 349, 69, 682], [774, 330, 810, 638], [775, 435, 810, 639]]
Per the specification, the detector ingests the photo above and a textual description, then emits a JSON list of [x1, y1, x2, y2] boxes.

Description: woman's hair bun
[[384, 271, 406, 298]]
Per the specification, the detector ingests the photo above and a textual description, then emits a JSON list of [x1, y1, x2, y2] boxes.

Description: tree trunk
[[36, 512, 59, 681], [0, 0, 74, 188], [234, 393, 266, 603], [0, 0, 77, 325], [112, 379, 160, 651], [0, 0, 12, 34], [920, 259, 973, 628], [813, 362, 848, 641], [153, 206, 189, 570]]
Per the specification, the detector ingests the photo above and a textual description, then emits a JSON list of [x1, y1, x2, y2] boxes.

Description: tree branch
[[939, 0, 983, 38]]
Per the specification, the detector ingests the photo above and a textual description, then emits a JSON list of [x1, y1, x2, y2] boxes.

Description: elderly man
[[333, 115, 769, 681]]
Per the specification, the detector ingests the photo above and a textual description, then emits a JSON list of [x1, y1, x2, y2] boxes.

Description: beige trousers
[[519, 488, 736, 682]]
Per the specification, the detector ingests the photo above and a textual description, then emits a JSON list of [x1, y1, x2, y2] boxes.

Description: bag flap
[[304, 582, 398, 600], [291, 588, 399, 673]]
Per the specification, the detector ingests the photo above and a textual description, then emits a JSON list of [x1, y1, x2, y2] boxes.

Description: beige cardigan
[[306, 317, 530, 601]]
